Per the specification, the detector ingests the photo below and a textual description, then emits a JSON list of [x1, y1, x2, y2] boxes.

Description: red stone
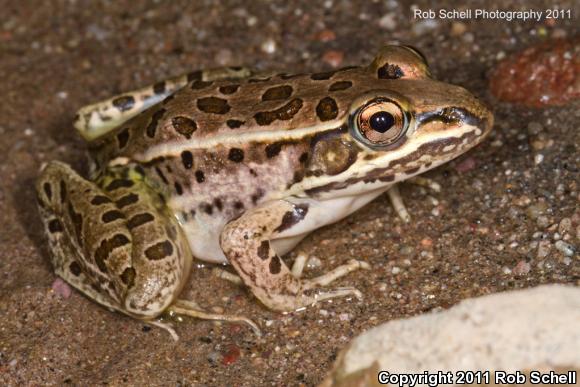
[[490, 38, 579, 107]]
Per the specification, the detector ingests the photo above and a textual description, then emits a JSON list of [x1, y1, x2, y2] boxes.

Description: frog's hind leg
[[36, 161, 194, 319], [37, 161, 260, 337], [74, 66, 252, 141]]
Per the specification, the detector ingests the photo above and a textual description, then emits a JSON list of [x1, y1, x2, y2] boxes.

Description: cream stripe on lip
[[288, 124, 481, 192]]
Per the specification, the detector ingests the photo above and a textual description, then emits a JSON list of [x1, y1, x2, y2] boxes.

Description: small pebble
[[51, 278, 72, 299], [450, 22, 467, 36], [527, 121, 543, 135], [537, 240, 552, 259], [307, 256, 322, 269], [513, 260, 531, 275], [260, 38, 277, 54], [412, 20, 439, 36], [378, 13, 397, 31], [314, 29, 336, 42], [322, 50, 344, 67], [555, 241, 575, 256], [454, 157, 477, 173]]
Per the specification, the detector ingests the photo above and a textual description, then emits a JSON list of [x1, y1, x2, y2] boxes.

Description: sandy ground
[[0, 1, 578, 386]]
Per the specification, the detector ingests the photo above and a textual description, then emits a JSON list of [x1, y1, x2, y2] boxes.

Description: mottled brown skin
[[37, 45, 493, 328]]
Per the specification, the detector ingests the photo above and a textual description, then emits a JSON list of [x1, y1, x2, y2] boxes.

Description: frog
[[36, 45, 493, 337]]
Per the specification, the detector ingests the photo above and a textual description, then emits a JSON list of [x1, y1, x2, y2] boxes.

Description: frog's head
[[303, 45, 493, 196]]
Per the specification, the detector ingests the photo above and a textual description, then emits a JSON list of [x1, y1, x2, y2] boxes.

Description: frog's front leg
[[37, 161, 258, 336], [74, 66, 252, 141], [220, 200, 369, 312]]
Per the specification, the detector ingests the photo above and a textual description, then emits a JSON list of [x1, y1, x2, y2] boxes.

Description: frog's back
[[90, 66, 381, 161]]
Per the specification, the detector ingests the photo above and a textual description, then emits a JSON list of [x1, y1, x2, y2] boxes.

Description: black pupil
[[369, 111, 395, 133]]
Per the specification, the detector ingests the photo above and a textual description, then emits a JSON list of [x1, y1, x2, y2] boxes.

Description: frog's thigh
[[220, 199, 369, 312], [74, 66, 252, 141], [36, 161, 191, 319]]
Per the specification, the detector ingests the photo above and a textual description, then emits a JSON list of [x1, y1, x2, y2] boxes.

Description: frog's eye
[[354, 99, 409, 147]]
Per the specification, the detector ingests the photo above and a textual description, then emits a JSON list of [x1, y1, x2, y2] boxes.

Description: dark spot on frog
[[201, 203, 213, 215], [191, 80, 213, 90], [275, 204, 309, 233], [145, 240, 174, 261], [91, 195, 111, 205], [197, 97, 231, 114], [59, 180, 67, 204], [425, 162, 432, 168], [233, 201, 245, 211], [248, 77, 271, 83], [249, 169, 258, 177], [66, 203, 83, 243], [251, 189, 265, 205], [254, 99, 303, 126], [265, 142, 282, 158], [187, 70, 202, 82], [116, 128, 130, 149], [174, 181, 183, 195], [162, 94, 175, 105], [226, 119, 244, 129], [261, 85, 293, 101], [316, 97, 339, 121], [146, 108, 166, 138], [94, 234, 130, 273], [153, 81, 166, 94], [213, 198, 223, 211], [279, 73, 305, 80], [134, 165, 146, 176], [69, 261, 82, 276], [219, 84, 240, 95], [112, 96, 135, 112], [269, 255, 282, 274], [228, 148, 244, 162], [48, 218, 63, 233], [116, 193, 139, 208], [195, 170, 205, 183], [154, 167, 169, 185], [290, 170, 304, 186], [120, 267, 136, 287], [329, 81, 353, 91], [405, 166, 420, 175], [181, 150, 194, 169], [127, 213, 154, 229], [377, 63, 404, 79], [299, 152, 309, 163], [310, 71, 336, 80], [172, 116, 197, 138], [43, 182, 52, 201], [102, 210, 124, 223], [257, 240, 270, 260]]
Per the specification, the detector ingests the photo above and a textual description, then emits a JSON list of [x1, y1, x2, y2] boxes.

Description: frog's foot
[[386, 184, 410, 223], [167, 299, 261, 336], [220, 200, 369, 312], [387, 177, 441, 223], [74, 66, 252, 141]]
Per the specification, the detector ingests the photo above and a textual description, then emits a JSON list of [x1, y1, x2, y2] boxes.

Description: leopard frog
[[36, 45, 493, 335]]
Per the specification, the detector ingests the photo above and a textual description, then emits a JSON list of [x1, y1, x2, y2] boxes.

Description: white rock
[[321, 285, 580, 386]]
